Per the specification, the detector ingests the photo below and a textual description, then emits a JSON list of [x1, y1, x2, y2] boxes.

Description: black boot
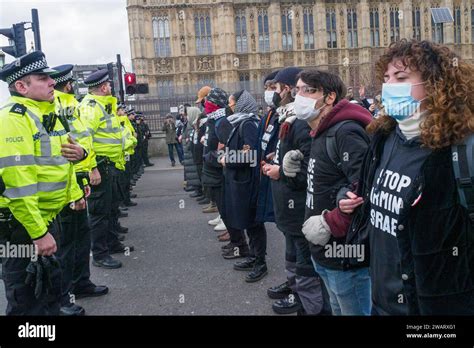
[[233, 257, 256, 271], [272, 294, 302, 315], [190, 191, 203, 198], [245, 262, 268, 282], [267, 281, 293, 299]]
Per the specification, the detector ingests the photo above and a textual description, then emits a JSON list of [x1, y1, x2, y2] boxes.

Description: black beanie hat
[[273, 67, 303, 87]]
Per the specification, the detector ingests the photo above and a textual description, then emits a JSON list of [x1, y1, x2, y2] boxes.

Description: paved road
[[0, 157, 287, 315]]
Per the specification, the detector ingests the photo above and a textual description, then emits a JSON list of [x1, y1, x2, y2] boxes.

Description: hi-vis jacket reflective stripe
[[78, 94, 126, 170], [119, 115, 137, 156], [0, 96, 83, 239], [54, 90, 94, 174]]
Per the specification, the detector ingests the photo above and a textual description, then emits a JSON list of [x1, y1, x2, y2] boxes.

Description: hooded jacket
[[304, 99, 372, 270]]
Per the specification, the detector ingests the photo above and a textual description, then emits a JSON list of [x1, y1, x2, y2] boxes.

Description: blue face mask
[[381, 82, 425, 121]]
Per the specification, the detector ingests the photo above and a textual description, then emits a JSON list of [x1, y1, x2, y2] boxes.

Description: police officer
[[134, 112, 145, 178], [126, 108, 138, 181], [140, 114, 153, 167], [77, 69, 134, 269], [0, 51, 86, 315], [52, 64, 109, 315], [117, 103, 137, 207]]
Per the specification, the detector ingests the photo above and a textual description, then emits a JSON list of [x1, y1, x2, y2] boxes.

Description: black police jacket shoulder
[[347, 129, 474, 315], [272, 119, 312, 235]]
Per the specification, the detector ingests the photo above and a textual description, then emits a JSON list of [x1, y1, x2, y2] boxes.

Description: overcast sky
[[0, 0, 132, 100]]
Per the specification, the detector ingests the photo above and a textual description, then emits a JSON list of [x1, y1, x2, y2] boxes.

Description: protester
[[292, 69, 373, 315], [342, 39, 474, 315]]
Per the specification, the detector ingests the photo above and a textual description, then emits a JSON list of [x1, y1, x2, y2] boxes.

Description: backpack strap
[[238, 118, 259, 139], [452, 134, 474, 223], [325, 120, 353, 171]]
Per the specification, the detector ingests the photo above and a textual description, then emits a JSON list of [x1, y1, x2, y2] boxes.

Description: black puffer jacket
[[347, 129, 474, 315], [193, 115, 207, 165], [201, 108, 227, 187]]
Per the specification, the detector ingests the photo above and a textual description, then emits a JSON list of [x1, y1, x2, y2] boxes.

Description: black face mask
[[225, 106, 234, 116], [272, 92, 282, 108]]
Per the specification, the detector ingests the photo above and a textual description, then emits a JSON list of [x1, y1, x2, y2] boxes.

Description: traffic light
[[124, 72, 136, 95], [136, 83, 149, 94], [0, 23, 27, 58]]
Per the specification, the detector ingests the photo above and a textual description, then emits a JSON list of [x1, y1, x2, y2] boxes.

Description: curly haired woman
[[339, 39, 474, 315]]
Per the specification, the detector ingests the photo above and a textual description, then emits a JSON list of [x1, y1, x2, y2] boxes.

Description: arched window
[[389, 8, 401, 43], [326, 8, 337, 48], [195, 13, 212, 55], [152, 16, 171, 57], [370, 8, 380, 46], [281, 9, 293, 51], [303, 8, 315, 50], [235, 10, 248, 53], [258, 9, 270, 52], [347, 8, 358, 48]]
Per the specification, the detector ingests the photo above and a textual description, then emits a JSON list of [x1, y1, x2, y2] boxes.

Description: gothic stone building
[[127, 0, 474, 102]]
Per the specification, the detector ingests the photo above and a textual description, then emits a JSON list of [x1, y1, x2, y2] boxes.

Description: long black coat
[[221, 118, 259, 230]]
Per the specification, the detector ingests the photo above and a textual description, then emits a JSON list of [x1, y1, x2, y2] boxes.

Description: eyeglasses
[[291, 86, 319, 98]]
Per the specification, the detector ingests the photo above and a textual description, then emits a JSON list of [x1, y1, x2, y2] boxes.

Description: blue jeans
[[312, 257, 371, 315], [167, 143, 184, 164]]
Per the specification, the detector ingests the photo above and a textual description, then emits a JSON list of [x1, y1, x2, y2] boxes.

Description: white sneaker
[[208, 215, 221, 226], [214, 221, 227, 231]]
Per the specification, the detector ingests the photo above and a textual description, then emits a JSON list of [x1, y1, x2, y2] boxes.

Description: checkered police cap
[[0, 51, 56, 85], [84, 69, 111, 88]]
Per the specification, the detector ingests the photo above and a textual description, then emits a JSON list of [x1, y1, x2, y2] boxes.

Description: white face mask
[[294, 94, 324, 121], [264, 91, 276, 107]]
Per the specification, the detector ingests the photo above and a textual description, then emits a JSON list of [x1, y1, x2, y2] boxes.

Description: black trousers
[[285, 232, 318, 278], [108, 164, 124, 251], [119, 161, 131, 204], [225, 222, 266, 264], [89, 161, 120, 260], [57, 205, 93, 306], [195, 164, 203, 192], [142, 140, 151, 165], [135, 143, 144, 171], [0, 218, 61, 315]]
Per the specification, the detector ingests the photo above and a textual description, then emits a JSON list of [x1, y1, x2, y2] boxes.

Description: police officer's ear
[[11, 76, 31, 95], [66, 81, 74, 94]]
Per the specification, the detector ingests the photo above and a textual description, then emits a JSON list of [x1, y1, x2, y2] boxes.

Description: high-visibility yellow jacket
[[118, 115, 137, 156], [54, 90, 94, 174], [0, 96, 83, 239], [77, 94, 126, 170]]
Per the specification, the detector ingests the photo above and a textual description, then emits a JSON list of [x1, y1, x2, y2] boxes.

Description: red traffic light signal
[[124, 72, 136, 94]]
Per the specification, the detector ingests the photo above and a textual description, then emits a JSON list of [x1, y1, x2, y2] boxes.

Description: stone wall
[[147, 131, 170, 157]]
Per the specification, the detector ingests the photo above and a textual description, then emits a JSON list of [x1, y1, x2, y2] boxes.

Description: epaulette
[[10, 103, 27, 116]]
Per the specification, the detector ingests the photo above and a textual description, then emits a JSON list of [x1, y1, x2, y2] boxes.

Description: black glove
[[25, 255, 60, 299]]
